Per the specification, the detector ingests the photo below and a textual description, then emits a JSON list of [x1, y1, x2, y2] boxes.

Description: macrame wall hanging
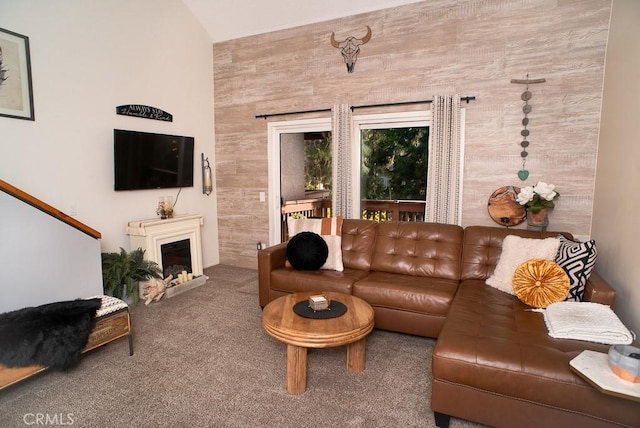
[[511, 75, 546, 181]]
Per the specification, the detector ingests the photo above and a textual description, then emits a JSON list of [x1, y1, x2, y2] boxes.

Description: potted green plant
[[101, 248, 163, 306]]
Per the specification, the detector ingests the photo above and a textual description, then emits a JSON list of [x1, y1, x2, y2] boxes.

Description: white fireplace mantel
[[127, 214, 204, 276]]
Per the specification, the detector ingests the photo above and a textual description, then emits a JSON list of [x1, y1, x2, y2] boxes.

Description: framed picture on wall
[[0, 27, 34, 121]]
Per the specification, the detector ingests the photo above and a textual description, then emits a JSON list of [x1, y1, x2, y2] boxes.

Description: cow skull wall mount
[[330, 26, 372, 73]]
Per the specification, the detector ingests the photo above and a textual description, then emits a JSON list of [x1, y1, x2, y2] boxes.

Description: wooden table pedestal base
[[263, 292, 374, 395]]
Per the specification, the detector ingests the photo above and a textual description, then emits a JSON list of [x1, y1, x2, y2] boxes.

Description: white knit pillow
[[486, 235, 561, 295]]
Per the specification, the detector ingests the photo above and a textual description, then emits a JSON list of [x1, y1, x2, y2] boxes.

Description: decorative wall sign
[[0, 27, 35, 121], [116, 104, 173, 122], [511, 75, 546, 180]]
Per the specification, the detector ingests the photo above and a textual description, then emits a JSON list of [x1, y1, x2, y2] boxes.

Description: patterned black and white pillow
[[555, 235, 597, 301]]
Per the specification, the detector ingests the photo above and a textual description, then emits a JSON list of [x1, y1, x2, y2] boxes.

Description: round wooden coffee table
[[262, 291, 374, 394]]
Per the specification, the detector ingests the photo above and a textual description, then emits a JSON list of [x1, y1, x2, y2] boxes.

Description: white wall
[[593, 0, 640, 334], [0, 192, 103, 313], [0, 0, 219, 270]]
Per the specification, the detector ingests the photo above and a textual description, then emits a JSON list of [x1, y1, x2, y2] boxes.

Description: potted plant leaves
[[101, 248, 163, 306]]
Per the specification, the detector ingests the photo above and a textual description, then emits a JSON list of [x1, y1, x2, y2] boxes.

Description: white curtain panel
[[332, 104, 353, 218], [425, 95, 462, 224]]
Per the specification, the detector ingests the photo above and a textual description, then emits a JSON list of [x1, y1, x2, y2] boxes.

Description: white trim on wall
[[267, 118, 332, 245]]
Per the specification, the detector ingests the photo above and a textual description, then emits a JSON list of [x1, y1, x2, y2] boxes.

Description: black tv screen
[[114, 129, 194, 191]]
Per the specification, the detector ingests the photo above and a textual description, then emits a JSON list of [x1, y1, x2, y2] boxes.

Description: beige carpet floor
[[0, 265, 483, 428]]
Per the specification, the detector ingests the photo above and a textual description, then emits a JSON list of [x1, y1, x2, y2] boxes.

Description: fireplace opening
[[161, 239, 192, 278]]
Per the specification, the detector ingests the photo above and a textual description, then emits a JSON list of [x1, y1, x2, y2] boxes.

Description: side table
[[570, 350, 640, 403]]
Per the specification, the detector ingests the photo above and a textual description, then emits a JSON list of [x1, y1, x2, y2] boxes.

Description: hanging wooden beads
[[511, 75, 546, 181]]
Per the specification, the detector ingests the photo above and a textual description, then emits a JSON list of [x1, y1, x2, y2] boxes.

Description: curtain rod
[[255, 107, 332, 120], [255, 96, 476, 120], [351, 96, 476, 111]]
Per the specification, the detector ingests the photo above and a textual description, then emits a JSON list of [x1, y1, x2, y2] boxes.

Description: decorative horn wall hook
[[330, 25, 372, 73]]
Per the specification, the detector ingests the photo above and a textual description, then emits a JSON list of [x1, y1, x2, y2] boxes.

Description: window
[[352, 112, 429, 221], [361, 127, 429, 200]]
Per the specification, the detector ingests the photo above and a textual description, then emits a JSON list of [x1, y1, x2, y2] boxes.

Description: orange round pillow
[[513, 258, 570, 308]]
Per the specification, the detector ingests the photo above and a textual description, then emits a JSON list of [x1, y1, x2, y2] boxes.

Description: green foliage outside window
[[305, 136, 332, 191], [361, 127, 429, 200]]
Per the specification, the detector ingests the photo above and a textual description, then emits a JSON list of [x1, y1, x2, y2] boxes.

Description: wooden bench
[[0, 296, 132, 390]]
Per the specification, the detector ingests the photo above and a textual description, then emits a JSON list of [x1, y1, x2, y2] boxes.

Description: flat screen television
[[114, 129, 194, 191]]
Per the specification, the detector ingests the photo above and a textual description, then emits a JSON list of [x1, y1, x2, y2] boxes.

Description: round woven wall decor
[[487, 186, 526, 227]]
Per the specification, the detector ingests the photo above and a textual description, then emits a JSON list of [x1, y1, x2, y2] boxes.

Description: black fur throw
[[0, 298, 101, 370], [287, 231, 329, 270]]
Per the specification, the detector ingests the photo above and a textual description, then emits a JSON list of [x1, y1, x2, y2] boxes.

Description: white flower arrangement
[[516, 182, 559, 214]]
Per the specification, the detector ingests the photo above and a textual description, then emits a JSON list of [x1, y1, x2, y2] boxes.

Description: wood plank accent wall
[[213, 0, 612, 268]]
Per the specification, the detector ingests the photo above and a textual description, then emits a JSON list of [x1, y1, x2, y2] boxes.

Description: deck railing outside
[[361, 199, 426, 222], [281, 198, 332, 241], [281, 198, 426, 241]]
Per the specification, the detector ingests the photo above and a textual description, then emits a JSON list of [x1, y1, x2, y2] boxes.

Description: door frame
[[267, 117, 332, 245]]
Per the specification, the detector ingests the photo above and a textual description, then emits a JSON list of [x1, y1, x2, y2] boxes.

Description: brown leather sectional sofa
[[258, 219, 638, 427]]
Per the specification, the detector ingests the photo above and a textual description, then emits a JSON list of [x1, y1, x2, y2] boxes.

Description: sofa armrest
[[258, 242, 288, 308], [583, 271, 616, 308]]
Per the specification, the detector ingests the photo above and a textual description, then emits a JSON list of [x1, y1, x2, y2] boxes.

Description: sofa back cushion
[[341, 219, 378, 271], [370, 222, 463, 280], [461, 226, 572, 281]]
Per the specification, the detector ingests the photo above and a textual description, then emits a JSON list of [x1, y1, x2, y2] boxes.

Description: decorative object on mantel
[[116, 104, 173, 122], [330, 25, 371, 73], [487, 186, 526, 227], [201, 153, 213, 196], [516, 182, 558, 230], [0, 27, 35, 121], [511, 74, 546, 181], [156, 196, 174, 219]]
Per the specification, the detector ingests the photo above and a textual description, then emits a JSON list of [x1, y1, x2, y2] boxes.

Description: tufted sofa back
[[341, 219, 378, 271], [460, 226, 572, 280], [370, 221, 463, 280]]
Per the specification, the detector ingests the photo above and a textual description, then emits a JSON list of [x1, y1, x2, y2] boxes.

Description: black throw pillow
[[286, 232, 329, 270]]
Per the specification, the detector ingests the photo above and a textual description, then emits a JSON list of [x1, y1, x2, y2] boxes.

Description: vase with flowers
[[516, 182, 559, 226]]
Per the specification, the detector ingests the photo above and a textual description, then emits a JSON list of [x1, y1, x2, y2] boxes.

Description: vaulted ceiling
[[181, 0, 423, 42]]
